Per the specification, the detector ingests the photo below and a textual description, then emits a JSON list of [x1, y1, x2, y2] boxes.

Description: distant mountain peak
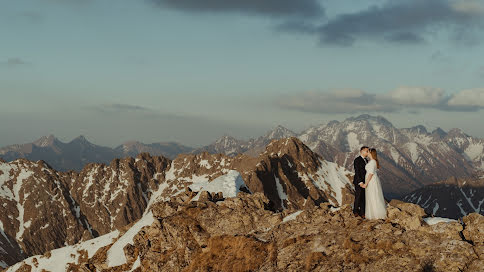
[[346, 114, 393, 126], [70, 135, 93, 146], [448, 128, 466, 136], [121, 140, 142, 146], [410, 125, 428, 134], [215, 135, 241, 144], [326, 120, 340, 126], [265, 137, 312, 157], [432, 127, 447, 137], [264, 125, 296, 140], [33, 134, 58, 147]]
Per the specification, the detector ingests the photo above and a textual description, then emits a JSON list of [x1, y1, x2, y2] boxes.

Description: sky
[[1, 0, 484, 148]]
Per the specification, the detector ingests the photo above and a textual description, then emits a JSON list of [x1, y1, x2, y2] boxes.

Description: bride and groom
[[353, 146, 387, 220]]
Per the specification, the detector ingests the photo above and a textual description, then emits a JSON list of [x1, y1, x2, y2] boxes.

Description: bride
[[360, 148, 387, 220]]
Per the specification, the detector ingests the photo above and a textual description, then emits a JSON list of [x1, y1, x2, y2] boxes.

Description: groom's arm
[[355, 159, 366, 184], [353, 158, 360, 184], [353, 158, 364, 185]]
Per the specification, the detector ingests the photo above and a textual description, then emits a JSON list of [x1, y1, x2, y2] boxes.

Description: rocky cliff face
[[7, 192, 484, 272], [0, 138, 352, 268]]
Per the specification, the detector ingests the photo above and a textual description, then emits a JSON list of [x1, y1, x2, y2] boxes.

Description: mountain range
[[1, 114, 483, 199], [0, 135, 193, 172], [195, 115, 484, 198]]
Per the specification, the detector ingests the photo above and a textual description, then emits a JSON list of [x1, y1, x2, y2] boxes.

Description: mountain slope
[[0, 154, 170, 268], [402, 176, 484, 219]]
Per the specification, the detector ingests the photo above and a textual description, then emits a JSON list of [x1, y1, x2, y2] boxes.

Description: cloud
[[149, 0, 324, 18], [386, 87, 447, 106], [150, 0, 483, 46], [278, 0, 484, 46], [384, 32, 425, 44], [447, 88, 484, 109], [451, 0, 484, 15], [86, 103, 209, 120], [276, 89, 394, 114], [87, 103, 155, 115], [0, 58, 29, 67], [106, 104, 151, 112], [275, 21, 319, 35], [277, 86, 484, 114]]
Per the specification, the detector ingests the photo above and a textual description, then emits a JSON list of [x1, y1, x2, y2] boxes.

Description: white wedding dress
[[365, 160, 387, 219]]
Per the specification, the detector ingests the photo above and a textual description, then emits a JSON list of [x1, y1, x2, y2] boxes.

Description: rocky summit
[[7, 192, 484, 272]]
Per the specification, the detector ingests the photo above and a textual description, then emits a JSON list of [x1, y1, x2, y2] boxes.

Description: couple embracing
[[352, 146, 387, 220]]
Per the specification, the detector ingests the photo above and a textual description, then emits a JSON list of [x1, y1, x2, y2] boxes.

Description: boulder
[[463, 213, 484, 244]]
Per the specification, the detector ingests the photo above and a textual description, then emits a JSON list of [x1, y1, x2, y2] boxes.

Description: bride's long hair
[[369, 148, 380, 169]]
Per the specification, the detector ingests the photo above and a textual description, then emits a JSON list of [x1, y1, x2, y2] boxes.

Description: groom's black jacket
[[353, 156, 367, 185]]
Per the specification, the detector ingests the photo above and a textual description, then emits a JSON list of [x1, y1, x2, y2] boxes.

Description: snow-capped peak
[[264, 125, 296, 140], [33, 135, 57, 147]]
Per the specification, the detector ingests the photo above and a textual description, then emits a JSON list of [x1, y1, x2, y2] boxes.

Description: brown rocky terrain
[[7, 191, 484, 271]]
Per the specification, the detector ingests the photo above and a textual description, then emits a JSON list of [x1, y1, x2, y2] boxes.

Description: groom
[[353, 146, 369, 218]]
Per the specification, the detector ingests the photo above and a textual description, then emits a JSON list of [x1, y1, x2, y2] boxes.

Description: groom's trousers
[[353, 185, 365, 216]]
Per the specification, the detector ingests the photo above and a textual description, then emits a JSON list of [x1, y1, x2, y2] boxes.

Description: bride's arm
[[363, 161, 376, 188], [363, 173, 373, 187]]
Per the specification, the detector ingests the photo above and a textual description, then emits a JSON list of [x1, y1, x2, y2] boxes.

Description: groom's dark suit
[[353, 156, 367, 216]]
